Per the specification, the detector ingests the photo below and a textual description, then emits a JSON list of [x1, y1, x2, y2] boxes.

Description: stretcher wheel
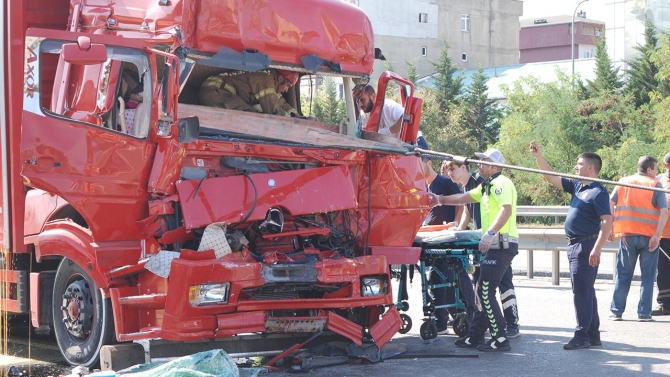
[[420, 321, 438, 340], [400, 301, 410, 311], [452, 313, 470, 337], [399, 314, 412, 334]]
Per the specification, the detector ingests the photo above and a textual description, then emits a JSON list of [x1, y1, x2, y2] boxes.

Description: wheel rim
[[399, 314, 412, 334], [60, 276, 94, 341], [453, 314, 470, 337], [420, 321, 437, 340]]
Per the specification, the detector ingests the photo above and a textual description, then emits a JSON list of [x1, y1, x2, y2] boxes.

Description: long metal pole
[[572, 0, 590, 87], [414, 147, 670, 195]]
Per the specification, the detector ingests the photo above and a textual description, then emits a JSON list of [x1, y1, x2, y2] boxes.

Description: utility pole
[[572, 0, 590, 88]]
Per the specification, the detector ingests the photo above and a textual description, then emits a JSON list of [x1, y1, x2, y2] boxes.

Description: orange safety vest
[[613, 174, 661, 238], [659, 173, 670, 239]]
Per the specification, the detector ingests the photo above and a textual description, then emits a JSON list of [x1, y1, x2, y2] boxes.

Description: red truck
[[1, 0, 428, 367]]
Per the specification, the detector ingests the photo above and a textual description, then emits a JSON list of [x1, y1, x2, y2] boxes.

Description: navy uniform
[[418, 135, 475, 333], [426, 174, 470, 332], [562, 178, 610, 346]]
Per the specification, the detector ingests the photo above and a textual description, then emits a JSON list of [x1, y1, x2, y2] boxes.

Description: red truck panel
[[75, 0, 375, 75], [176, 165, 359, 229]]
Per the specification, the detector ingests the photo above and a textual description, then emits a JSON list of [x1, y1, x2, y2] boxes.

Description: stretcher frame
[[394, 236, 483, 340]]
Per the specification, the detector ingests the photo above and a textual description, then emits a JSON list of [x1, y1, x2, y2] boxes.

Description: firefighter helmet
[[277, 70, 299, 86]]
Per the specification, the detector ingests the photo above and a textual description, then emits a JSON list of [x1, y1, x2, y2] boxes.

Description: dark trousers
[[446, 269, 476, 320], [469, 244, 518, 339], [473, 265, 519, 330], [430, 260, 476, 329], [568, 238, 599, 341], [658, 238, 670, 306], [429, 260, 452, 330]]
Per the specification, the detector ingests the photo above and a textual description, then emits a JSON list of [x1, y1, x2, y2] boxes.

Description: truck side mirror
[[62, 36, 107, 65], [178, 116, 200, 143]]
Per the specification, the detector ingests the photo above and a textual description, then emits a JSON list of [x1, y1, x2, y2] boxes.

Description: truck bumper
[[154, 254, 399, 347]]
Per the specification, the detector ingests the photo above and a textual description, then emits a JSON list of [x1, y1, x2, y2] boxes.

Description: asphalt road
[[277, 275, 670, 377], [2, 273, 668, 376]]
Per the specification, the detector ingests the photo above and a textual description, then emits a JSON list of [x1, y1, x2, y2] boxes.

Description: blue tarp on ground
[[116, 349, 264, 377]]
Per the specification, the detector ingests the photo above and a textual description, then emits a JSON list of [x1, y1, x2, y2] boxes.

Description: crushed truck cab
[[1, 0, 428, 367]]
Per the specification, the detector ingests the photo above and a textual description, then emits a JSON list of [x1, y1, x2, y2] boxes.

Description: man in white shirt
[[357, 85, 404, 137]]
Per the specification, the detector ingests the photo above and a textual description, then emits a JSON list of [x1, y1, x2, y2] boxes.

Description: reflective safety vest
[[659, 173, 670, 239], [612, 174, 661, 237]]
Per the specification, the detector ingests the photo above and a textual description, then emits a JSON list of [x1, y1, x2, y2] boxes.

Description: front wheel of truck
[[52, 258, 114, 367]]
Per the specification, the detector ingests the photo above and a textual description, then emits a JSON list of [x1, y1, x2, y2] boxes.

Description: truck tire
[[52, 258, 114, 367]]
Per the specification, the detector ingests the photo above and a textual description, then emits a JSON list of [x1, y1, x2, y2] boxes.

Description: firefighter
[[199, 69, 299, 116]]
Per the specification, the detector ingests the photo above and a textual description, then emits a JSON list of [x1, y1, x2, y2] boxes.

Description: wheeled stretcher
[[394, 229, 483, 340]]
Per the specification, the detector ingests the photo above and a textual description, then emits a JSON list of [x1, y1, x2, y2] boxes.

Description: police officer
[[445, 159, 521, 338], [530, 141, 612, 350], [199, 69, 299, 116], [430, 148, 518, 352]]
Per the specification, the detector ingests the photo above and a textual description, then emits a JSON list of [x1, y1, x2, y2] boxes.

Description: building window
[[337, 84, 344, 100], [419, 13, 428, 23], [421, 46, 427, 56], [583, 25, 595, 36], [462, 53, 468, 61], [461, 14, 470, 32], [595, 27, 602, 36]]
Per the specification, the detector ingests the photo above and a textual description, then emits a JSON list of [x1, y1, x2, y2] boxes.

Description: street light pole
[[572, 0, 590, 87]]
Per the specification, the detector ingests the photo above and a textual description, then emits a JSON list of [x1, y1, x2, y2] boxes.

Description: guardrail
[[517, 205, 569, 217], [516, 206, 618, 286]]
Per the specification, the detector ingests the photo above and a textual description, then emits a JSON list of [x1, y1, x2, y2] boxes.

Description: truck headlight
[[189, 282, 230, 307], [361, 276, 388, 297]]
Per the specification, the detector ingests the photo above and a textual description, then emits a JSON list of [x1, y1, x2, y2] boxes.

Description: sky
[[520, 0, 608, 21]]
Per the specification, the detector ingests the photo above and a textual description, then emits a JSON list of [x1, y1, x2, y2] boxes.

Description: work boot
[[563, 337, 591, 350], [651, 304, 670, 316], [477, 337, 511, 352]]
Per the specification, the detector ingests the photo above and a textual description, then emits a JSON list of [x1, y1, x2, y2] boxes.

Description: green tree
[[383, 60, 395, 72], [418, 87, 478, 158], [497, 72, 586, 205], [308, 77, 346, 125], [625, 17, 661, 107], [429, 38, 463, 113], [418, 39, 468, 158], [648, 32, 670, 156], [405, 57, 419, 85], [576, 91, 651, 152], [459, 68, 502, 149], [587, 38, 623, 95]]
